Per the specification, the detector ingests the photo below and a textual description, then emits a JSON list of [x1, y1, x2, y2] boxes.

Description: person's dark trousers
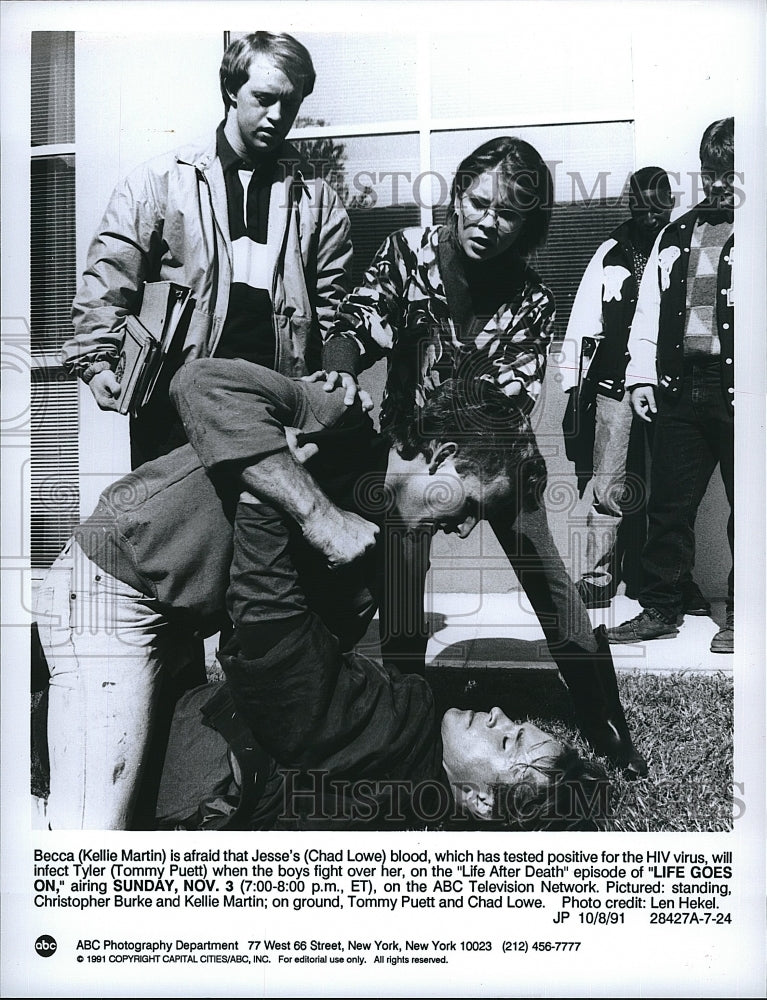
[[490, 505, 598, 657], [379, 505, 599, 674], [492, 508, 646, 776], [639, 361, 734, 619], [377, 524, 434, 676], [130, 652, 208, 829], [614, 416, 653, 598], [555, 626, 647, 777], [227, 500, 377, 659], [129, 363, 190, 468]]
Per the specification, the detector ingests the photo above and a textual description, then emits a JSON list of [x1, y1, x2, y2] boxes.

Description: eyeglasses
[[460, 192, 524, 234]]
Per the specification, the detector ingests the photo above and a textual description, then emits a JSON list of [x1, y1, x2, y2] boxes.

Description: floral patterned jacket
[[322, 224, 556, 427]]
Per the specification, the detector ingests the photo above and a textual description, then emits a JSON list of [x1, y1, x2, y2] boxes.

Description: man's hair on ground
[[491, 748, 611, 832]]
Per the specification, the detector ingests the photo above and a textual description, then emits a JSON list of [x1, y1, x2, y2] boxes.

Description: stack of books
[[115, 281, 194, 417]]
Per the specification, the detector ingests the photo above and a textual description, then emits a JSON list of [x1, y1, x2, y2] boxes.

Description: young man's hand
[[88, 370, 122, 410], [285, 427, 320, 465], [630, 385, 657, 422], [303, 507, 379, 568]]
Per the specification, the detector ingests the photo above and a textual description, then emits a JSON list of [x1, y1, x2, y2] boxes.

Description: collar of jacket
[[664, 200, 733, 241], [609, 218, 635, 249], [437, 218, 529, 336], [175, 136, 312, 198]]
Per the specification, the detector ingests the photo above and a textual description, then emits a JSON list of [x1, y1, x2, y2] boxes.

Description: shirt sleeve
[[170, 359, 347, 472], [321, 230, 412, 375], [555, 241, 611, 392]]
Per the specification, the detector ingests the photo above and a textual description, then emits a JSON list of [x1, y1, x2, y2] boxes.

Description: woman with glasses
[[318, 136, 647, 779]]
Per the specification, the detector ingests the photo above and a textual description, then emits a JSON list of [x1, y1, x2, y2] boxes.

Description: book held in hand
[[115, 281, 193, 417]]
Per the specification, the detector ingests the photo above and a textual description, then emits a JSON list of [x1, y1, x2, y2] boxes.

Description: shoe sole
[[684, 608, 712, 617], [710, 645, 733, 654], [607, 630, 679, 644]]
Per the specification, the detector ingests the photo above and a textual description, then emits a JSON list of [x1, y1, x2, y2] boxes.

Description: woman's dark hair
[[491, 747, 610, 831], [699, 117, 734, 169], [451, 136, 554, 256], [220, 31, 315, 109]]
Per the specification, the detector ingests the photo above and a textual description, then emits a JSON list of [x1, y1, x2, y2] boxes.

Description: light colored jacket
[[63, 133, 353, 378], [558, 220, 643, 397]]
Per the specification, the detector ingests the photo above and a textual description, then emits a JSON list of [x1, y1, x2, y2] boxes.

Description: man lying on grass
[[162, 362, 610, 830]]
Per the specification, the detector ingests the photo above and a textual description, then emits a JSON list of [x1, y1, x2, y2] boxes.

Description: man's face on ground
[[441, 707, 563, 819], [391, 449, 511, 537], [227, 53, 303, 159]]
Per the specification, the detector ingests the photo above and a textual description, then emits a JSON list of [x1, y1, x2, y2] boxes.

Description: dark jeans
[[639, 362, 734, 617], [379, 503, 598, 675], [228, 501, 377, 654]]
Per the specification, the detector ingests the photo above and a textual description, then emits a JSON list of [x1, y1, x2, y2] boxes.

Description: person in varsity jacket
[[607, 118, 735, 653]]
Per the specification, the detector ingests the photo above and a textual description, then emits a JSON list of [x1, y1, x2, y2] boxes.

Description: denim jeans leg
[[377, 524, 433, 675], [37, 542, 170, 829], [583, 394, 634, 589], [639, 371, 720, 616], [703, 373, 734, 611]]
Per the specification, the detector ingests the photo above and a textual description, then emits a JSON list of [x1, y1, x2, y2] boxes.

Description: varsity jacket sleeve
[[312, 180, 353, 341], [62, 163, 166, 378], [321, 230, 410, 375], [625, 233, 663, 388], [557, 241, 611, 392]]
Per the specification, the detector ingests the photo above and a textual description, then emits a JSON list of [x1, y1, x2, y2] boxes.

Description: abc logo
[[35, 934, 57, 958]]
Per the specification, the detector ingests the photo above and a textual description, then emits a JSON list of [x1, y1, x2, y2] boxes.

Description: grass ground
[[599, 671, 734, 832], [32, 668, 733, 833]]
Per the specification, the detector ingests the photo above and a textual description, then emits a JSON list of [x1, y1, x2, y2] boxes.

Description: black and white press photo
[[2, 1, 765, 997]]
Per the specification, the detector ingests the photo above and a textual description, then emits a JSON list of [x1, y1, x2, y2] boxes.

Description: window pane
[[292, 133, 421, 284], [30, 155, 76, 352], [227, 31, 418, 125], [530, 201, 629, 342], [31, 368, 80, 569], [289, 33, 418, 125], [31, 31, 75, 146], [430, 20, 633, 123], [430, 122, 635, 207]]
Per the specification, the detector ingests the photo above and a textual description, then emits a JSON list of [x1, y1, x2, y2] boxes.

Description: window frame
[[29, 30, 80, 573]]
